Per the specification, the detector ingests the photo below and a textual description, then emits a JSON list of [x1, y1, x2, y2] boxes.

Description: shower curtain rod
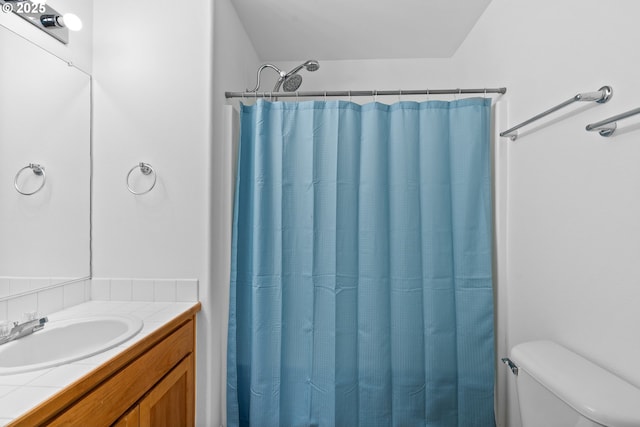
[[225, 87, 507, 99]]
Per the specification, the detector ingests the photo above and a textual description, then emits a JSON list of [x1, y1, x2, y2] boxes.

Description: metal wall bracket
[[502, 357, 519, 375], [0, 0, 69, 44]]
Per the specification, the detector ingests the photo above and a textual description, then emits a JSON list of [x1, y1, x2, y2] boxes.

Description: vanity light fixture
[[40, 13, 83, 31], [0, 0, 82, 44]]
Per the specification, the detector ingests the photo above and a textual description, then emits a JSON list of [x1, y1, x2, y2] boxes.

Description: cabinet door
[[139, 354, 194, 427], [112, 405, 140, 427]]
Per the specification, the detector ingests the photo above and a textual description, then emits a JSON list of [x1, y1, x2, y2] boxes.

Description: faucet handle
[[0, 321, 13, 337], [22, 311, 38, 322]]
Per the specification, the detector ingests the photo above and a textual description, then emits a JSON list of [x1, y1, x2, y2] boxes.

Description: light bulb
[[59, 13, 82, 31]]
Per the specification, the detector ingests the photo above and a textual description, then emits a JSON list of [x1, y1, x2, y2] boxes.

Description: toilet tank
[[509, 341, 640, 427]]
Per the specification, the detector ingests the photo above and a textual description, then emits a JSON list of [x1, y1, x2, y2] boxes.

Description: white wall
[[458, 2, 640, 425], [91, 0, 213, 424], [265, 1, 640, 426], [92, 0, 259, 425]]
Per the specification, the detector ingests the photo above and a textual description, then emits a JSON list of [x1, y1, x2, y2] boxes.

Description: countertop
[[0, 300, 199, 425]]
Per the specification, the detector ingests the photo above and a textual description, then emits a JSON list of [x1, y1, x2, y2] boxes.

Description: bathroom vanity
[[1, 301, 201, 427]]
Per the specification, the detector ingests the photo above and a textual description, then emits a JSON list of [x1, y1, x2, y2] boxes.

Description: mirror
[[0, 24, 90, 298]]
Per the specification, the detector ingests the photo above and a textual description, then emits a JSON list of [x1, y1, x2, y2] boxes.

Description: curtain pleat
[[228, 99, 495, 427]]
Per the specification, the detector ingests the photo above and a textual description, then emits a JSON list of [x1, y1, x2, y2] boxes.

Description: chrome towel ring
[[14, 163, 46, 196], [126, 162, 156, 195]]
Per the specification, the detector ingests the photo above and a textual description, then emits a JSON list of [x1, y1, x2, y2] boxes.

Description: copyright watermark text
[[2, 2, 46, 13]]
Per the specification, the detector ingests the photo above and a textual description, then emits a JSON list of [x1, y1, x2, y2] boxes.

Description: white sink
[[0, 315, 143, 375]]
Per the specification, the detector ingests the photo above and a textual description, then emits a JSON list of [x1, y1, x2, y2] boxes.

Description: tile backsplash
[[0, 278, 199, 321], [0, 278, 91, 322], [90, 278, 199, 303]]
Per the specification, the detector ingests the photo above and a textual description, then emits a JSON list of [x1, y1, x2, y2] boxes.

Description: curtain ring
[[426, 89, 430, 101], [348, 90, 352, 103], [398, 89, 402, 102], [324, 91, 327, 102], [484, 88, 488, 97], [374, 90, 378, 103]]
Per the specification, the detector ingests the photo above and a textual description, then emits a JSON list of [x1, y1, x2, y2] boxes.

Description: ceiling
[[230, 0, 493, 61]]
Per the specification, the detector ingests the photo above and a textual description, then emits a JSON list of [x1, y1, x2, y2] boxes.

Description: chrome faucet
[[0, 316, 48, 345]]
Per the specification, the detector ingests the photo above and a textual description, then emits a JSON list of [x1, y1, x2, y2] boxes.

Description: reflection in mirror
[[0, 25, 90, 299]]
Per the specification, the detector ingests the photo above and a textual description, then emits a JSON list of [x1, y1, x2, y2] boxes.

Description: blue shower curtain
[[227, 99, 495, 427]]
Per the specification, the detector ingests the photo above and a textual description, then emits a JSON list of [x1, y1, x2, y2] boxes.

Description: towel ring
[[14, 163, 46, 196], [126, 162, 156, 195]]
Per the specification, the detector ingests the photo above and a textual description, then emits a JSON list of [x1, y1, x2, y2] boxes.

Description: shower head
[[282, 74, 303, 92], [283, 60, 320, 79], [303, 60, 320, 72], [247, 60, 320, 94], [276, 59, 320, 92]]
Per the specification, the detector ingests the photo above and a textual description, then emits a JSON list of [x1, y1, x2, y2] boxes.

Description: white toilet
[[505, 340, 640, 427]]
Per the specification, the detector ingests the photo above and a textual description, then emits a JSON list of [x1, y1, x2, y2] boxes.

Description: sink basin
[[0, 315, 143, 375]]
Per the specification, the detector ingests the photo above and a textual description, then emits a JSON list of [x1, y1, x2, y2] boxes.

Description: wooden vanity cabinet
[[113, 406, 140, 427], [113, 354, 194, 427], [9, 304, 200, 427]]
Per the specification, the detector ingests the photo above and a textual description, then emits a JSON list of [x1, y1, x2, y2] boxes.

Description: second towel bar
[[586, 107, 640, 137]]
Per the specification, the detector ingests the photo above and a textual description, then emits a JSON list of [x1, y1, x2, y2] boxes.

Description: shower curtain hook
[[374, 90, 378, 103], [348, 90, 352, 103], [398, 89, 402, 102], [324, 91, 328, 102], [484, 88, 487, 97], [426, 89, 430, 101]]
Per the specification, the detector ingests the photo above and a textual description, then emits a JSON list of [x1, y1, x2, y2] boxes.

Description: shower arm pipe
[[247, 64, 286, 93], [226, 87, 507, 99], [500, 86, 613, 141], [585, 107, 640, 137]]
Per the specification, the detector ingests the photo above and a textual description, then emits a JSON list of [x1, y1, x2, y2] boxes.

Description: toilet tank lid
[[511, 341, 640, 427]]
